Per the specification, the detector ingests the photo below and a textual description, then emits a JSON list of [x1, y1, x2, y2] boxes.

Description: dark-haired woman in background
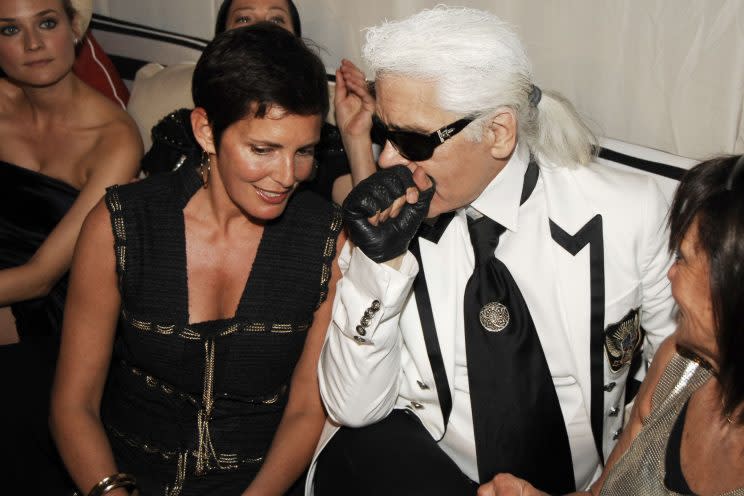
[[215, 0, 302, 35], [480, 155, 744, 495], [0, 0, 141, 491], [51, 24, 343, 496]]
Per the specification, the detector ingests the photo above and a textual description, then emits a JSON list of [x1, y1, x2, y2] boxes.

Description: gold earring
[[200, 151, 211, 189], [307, 160, 319, 182]]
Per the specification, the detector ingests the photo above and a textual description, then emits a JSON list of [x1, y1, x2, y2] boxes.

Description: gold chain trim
[[316, 207, 343, 309], [105, 187, 127, 276], [195, 339, 217, 476], [124, 362, 198, 406], [106, 424, 266, 469], [121, 308, 310, 339], [165, 451, 187, 496], [120, 360, 288, 406], [106, 425, 179, 461]]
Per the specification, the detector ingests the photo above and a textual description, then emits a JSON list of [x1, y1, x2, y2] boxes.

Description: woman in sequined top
[[479, 155, 744, 496]]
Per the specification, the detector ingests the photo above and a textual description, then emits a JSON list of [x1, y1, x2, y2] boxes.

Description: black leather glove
[[342, 165, 435, 263]]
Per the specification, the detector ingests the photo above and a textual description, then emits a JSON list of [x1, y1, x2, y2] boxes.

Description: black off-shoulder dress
[[0, 161, 79, 494]]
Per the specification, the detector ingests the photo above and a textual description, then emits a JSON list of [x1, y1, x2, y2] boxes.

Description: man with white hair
[[310, 6, 675, 495]]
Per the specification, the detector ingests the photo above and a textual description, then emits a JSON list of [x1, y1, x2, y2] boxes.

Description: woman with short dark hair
[[51, 23, 343, 496], [479, 155, 744, 495], [142, 0, 357, 205]]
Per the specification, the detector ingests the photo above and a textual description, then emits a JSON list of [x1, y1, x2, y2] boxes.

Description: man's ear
[[486, 110, 517, 160], [191, 107, 217, 155]]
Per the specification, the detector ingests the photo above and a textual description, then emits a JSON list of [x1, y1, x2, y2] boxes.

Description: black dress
[[101, 163, 342, 495], [0, 161, 79, 494]]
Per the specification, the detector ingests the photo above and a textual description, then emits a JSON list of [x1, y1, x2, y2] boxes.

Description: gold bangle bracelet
[[86, 473, 138, 496]]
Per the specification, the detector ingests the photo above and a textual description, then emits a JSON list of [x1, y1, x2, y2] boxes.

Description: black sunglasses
[[372, 116, 473, 161]]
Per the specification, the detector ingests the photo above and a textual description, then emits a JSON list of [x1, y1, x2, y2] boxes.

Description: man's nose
[[377, 140, 409, 169]]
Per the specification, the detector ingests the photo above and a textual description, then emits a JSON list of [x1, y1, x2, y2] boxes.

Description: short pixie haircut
[[192, 22, 328, 149], [214, 0, 301, 36], [669, 154, 744, 424]]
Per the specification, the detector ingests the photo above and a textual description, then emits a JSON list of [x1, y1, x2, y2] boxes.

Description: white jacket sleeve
[[318, 243, 418, 427], [638, 176, 676, 362]]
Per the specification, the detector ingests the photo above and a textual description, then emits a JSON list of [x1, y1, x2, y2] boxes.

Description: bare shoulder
[[77, 85, 143, 179], [636, 334, 678, 421], [81, 86, 143, 153]]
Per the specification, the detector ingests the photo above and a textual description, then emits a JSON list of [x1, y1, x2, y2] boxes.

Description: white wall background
[[92, 0, 744, 160]]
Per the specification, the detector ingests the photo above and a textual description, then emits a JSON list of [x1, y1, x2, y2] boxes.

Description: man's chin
[[425, 203, 456, 220]]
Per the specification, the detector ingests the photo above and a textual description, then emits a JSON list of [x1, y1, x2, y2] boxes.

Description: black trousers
[[314, 409, 478, 496]]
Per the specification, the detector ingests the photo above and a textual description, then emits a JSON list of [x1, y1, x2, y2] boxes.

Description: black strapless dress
[[0, 161, 79, 336], [0, 161, 79, 494]]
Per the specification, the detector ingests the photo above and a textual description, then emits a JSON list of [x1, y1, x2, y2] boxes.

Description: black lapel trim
[[410, 237, 452, 434], [549, 215, 606, 463]]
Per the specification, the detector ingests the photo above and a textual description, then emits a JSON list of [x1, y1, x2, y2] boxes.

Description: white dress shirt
[[439, 144, 599, 484]]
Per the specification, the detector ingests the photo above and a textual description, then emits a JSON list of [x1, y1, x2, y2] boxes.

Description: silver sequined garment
[[601, 352, 744, 495]]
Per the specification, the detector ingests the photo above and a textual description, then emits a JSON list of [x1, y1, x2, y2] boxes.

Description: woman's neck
[[18, 71, 81, 121]]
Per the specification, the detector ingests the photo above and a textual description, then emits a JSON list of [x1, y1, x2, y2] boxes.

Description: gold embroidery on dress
[[106, 188, 127, 275], [106, 425, 179, 461], [165, 451, 187, 496], [195, 339, 217, 476], [121, 310, 310, 338], [125, 362, 198, 406], [219, 323, 240, 337], [246, 322, 265, 332], [316, 207, 343, 308], [323, 236, 335, 259], [271, 323, 293, 333]]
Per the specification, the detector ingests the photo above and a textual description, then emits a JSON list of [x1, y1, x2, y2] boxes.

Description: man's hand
[[478, 474, 549, 496], [342, 165, 434, 263]]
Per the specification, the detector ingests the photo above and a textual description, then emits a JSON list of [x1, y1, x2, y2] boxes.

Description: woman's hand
[[334, 59, 375, 140], [331, 59, 379, 201], [478, 473, 549, 496]]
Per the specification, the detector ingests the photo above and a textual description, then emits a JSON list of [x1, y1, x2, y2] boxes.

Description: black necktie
[[464, 161, 575, 492]]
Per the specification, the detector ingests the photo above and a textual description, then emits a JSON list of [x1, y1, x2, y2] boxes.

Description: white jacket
[[307, 152, 676, 494]]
